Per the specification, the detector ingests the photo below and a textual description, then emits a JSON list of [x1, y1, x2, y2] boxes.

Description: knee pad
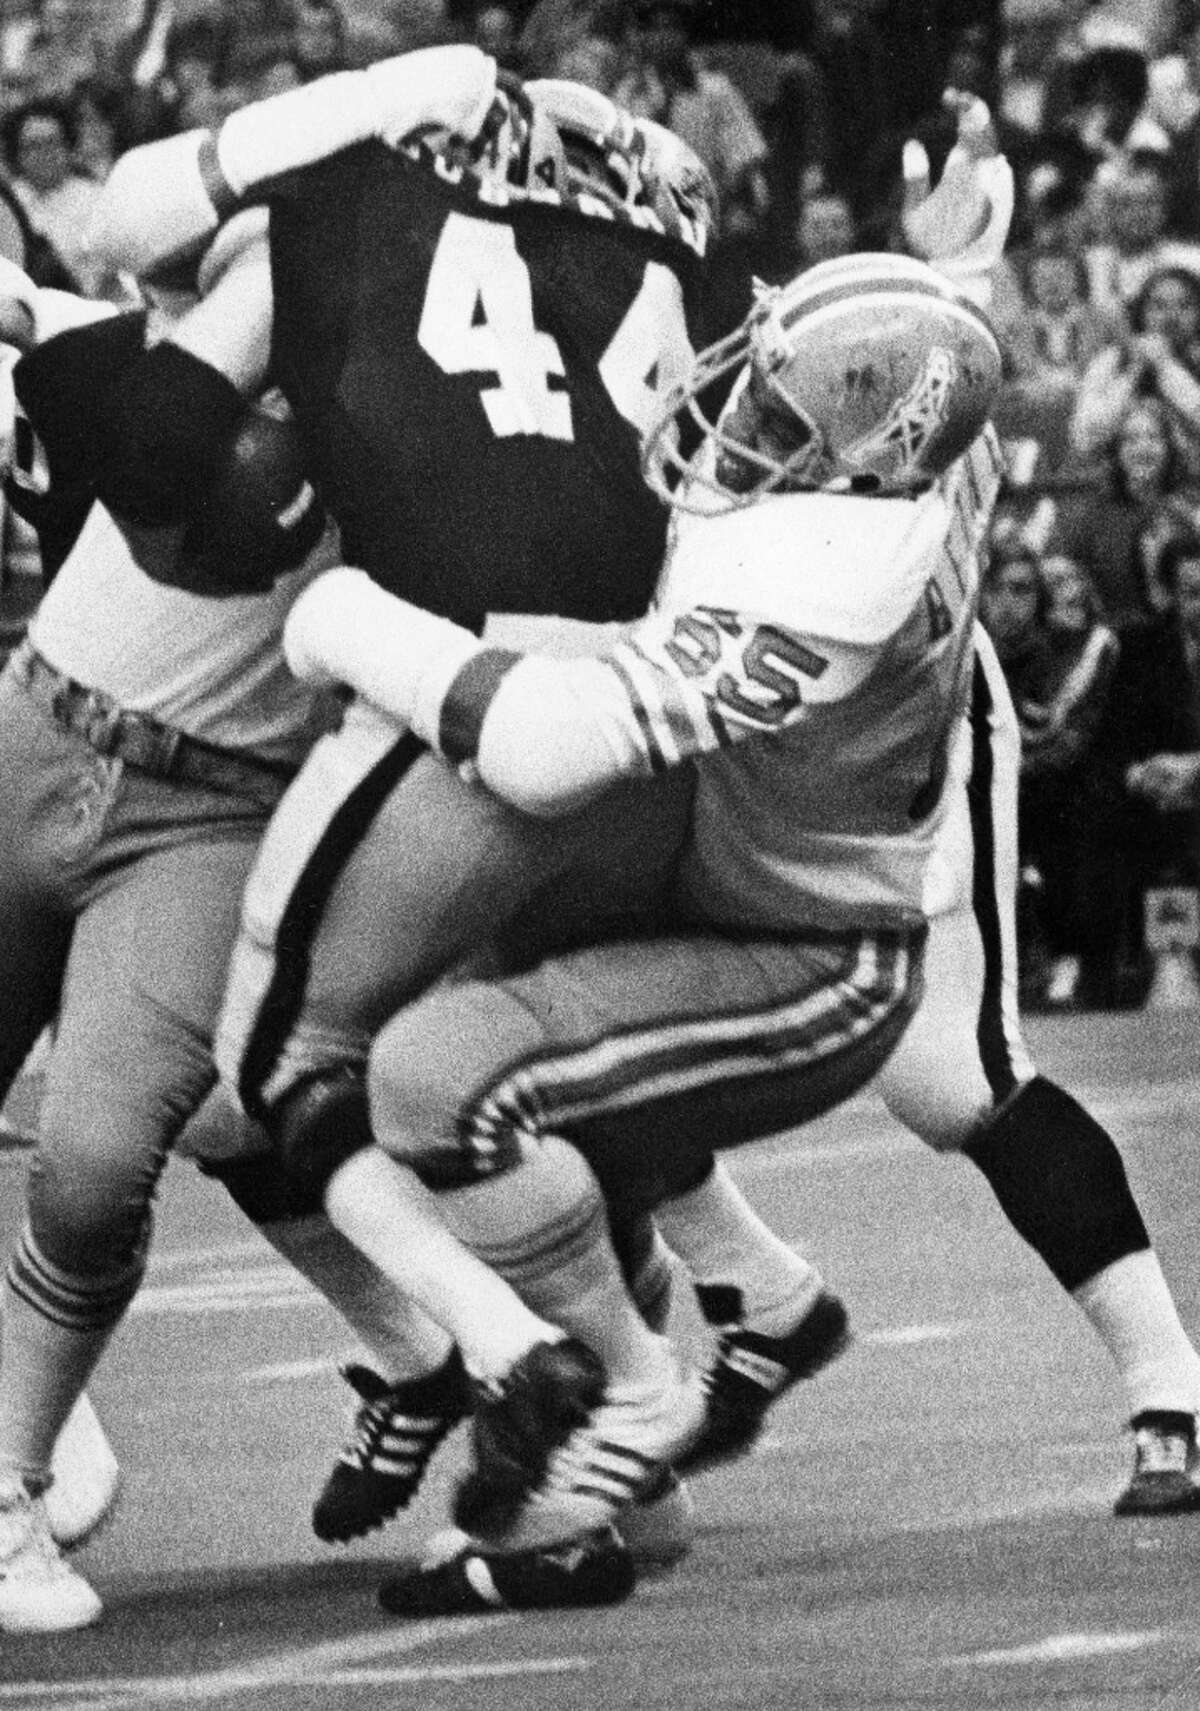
[[964, 1075, 1150, 1292], [200, 1148, 323, 1224], [266, 1067, 376, 1208]]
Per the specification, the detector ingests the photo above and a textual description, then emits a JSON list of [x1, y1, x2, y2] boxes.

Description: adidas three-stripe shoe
[[1114, 1410, 1200, 1515], [312, 1352, 471, 1543], [457, 1339, 706, 1551], [680, 1288, 851, 1474]]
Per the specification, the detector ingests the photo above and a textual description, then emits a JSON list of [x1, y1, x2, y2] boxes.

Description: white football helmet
[[643, 251, 1003, 512]]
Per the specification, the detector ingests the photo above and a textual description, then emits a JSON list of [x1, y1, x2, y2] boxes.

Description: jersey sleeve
[[456, 605, 879, 813]]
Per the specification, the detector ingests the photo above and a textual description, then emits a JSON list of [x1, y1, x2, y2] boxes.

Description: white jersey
[[397, 427, 1004, 932], [30, 501, 337, 765], [643, 429, 1005, 930]]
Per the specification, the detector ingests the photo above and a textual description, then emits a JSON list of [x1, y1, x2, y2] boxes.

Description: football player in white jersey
[[276, 104, 1200, 1585], [276, 243, 1009, 1561]]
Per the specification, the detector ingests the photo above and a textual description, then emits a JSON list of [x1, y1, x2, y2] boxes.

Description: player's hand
[[362, 45, 498, 149], [284, 566, 376, 688], [901, 89, 1013, 275]]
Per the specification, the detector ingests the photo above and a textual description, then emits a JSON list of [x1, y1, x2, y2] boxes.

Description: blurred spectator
[[1082, 151, 1200, 314], [1123, 533, 1200, 825], [517, 0, 625, 80], [70, 78, 121, 180], [1019, 552, 1121, 1007], [548, 32, 619, 88], [768, 185, 858, 282], [1, 98, 107, 294], [1093, 530, 1200, 993], [291, 0, 353, 79], [1, 0, 103, 103], [754, 43, 833, 275], [613, 0, 769, 245], [200, 0, 298, 90], [1005, 239, 1127, 390], [980, 534, 1054, 711], [471, 4, 522, 73], [1047, 18, 1172, 168], [110, 13, 240, 144], [1070, 264, 1200, 476], [1159, 14, 1200, 237], [1050, 394, 1200, 636], [802, 0, 893, 225]]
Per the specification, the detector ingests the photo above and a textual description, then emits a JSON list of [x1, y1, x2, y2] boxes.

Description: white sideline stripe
[[862, 1321, 973, 1346], [242, 1358, 333, 1383], [309, 1658, 589, 1685], [0, 1620, 518, 1707], [955, 1630, 1166, 1665]]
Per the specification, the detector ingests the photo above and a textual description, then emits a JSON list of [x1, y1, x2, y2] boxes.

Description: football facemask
[[643, 252, 1003, 513]]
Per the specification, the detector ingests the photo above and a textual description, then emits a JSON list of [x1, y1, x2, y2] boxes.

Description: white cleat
[[46, 1393, 121, 1550], [0, 1476, 103, 1633]]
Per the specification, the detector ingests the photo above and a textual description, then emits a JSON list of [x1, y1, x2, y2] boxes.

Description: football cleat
[[312, 1352, 471, 1543], [457, 1345, 705, 1551], [378, 1525, 635, 1617], [1114, 1410, 1200, 1515], [45, 1393, 121, 1550], [0, 1476, 103, 1633], [680, 1288, 851, 1475], [454, 1338, 606, 1539]]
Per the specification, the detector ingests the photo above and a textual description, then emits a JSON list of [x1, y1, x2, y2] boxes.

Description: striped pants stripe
[[875, 630, 1035, 1149], [368, 922, 925, 1209]]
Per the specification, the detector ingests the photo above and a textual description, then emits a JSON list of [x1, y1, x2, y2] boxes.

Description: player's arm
[[96, 224, 271, 529], [92, 223, 324, 594], [283, 569, 877, 816], [86, 47, 498, 280]]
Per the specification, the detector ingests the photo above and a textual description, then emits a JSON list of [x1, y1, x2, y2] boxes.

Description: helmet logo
[[842, 346, 956, 479]]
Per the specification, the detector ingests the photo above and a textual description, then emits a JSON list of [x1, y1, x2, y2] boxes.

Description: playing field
[[0, 1010, 1197, 1710]]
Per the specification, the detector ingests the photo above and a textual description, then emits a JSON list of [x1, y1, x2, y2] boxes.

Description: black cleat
[[1114, 1410, 1200, 1515], [312, 1352, 471, 1543], [378, 1526, 635, 1617], [680, 1289, 851, 1474], [454, 1338, 605, 1539]]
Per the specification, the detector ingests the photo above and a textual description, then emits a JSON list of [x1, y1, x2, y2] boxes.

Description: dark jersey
[[266, 144, 704, 633], [9, 308, 149, 581]]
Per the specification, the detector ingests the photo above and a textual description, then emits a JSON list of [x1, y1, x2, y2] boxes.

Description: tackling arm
[[283, 568, 872, 816], [86, 47, 498, 280]]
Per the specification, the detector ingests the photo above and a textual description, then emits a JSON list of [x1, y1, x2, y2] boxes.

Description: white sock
[[256, 1213, 454, 1381], [653, 1160, 823, 1336], [323, 1147, 558, 1383], [444, 1136, 674, 1390], [1074, 1249, 1200, 1419]]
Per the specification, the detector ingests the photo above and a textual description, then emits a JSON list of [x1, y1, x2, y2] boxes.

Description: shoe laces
[[0, 1485, 65, 1575], [1133, 1422, 1192, 1477]]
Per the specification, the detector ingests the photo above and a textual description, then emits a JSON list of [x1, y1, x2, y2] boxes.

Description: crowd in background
[[0, 0, 1197, 1009]]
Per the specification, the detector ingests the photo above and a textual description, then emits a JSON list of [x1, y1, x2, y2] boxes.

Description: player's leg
[[878, 637, 1200, 1514], [212, 704, 695, 1535], [340, 921, 921, 1550], [0, 662, 129, 1627], [0, 812, 265, 1631]]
